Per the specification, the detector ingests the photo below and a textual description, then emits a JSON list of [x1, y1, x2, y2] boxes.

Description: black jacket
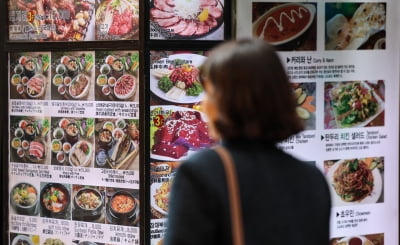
[[164, 139, 331, 245]]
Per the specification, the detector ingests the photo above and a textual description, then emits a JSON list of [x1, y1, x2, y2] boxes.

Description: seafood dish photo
[[9, 53, 50, 99], [10, 117, 50, 164], [95, 0, 139, 40], [150, 106, 213, 161], [9, 0, 95, 41], [51, 52, 94, 100], [150, 0, 224, 39], [150, 53, 206, 103], [325, 81, 385, 128], [51, 117, 95, 167], [95, 119, 139, 169], [95, 52, 139, 101]]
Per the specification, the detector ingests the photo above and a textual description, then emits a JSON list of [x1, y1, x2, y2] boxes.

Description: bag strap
[[214, 146, 245, 245]]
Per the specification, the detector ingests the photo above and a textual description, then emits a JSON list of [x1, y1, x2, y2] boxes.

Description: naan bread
[[326, 3, 386, 50]]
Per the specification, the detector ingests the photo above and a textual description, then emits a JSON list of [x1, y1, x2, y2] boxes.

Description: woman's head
[[200, 39, 303, 143]]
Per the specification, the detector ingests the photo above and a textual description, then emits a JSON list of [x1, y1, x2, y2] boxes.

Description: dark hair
[[200, 39, 303, 143]]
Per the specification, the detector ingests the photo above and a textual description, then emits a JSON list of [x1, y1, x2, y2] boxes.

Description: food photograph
[[10, 233, 40, 245], [41, 237, 67, 245], [9, 52, 51, 100], [149, 0, 224, 40], [150, 51, 206, 105], [325, 157, 384, 207], [51, 117, 95, 167], [292, 82, 316, 130], [8, 0, 96, 41], [324, 80, 385, 129], [105, 187, 139, 226], [94, 118, 139, 170], [150, 161, 180, 219], [252, 2, 317, 51], [72, 185, 105, 223], [51, 51, 95, 100], [95, 51, 139, 101], [325, 3, 386, 50], [39, 182, 71, 220], [330, 233, 384, 245], [10, 116, 51, 164], [150, 105, 214, 161], [10, 182, 40, 216], [95, 0, 139, 40]]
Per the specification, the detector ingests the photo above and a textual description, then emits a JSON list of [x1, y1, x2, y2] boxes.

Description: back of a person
[[164, 39, 331, 245], [229, 141, 331, 244]]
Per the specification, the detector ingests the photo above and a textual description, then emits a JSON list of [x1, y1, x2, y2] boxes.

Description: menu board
[[236, 1, 398, 244], [148, 51, 213, 244], [8, 0, 139, 41], [149, 0, 224, 40], [8, 50, 140, 245]]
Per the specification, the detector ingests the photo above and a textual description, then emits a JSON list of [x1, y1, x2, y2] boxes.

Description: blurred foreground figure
[[164, 39, 331, 245]]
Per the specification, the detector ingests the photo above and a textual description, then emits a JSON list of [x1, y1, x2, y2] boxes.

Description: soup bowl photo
[[40, 183, 70, 218], [10, 182, 38, 215]]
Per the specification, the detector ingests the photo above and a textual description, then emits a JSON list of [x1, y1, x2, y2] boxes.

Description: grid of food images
[[149, 50, 213, 244], [10, 116, 140, 170], [9, 49, 141, 244], [149, 0, 224, 40], [10, 181, 139, 225], [8, 0, 139, 41]]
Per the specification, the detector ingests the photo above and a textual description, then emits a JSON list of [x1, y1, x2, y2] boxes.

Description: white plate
[[69, 140, 93, 167], [329, 81, 384, 128], [327, 159, 382, 206], [150, 105, 210, 161], [150, 53, 206, 104], [252, 3, 316, 45], [114, 74, 137, 100], [11, 235, 33, 245], [26, 74, 46, 98], [150, 181, 170, 215], [69, 74, 90, 99]]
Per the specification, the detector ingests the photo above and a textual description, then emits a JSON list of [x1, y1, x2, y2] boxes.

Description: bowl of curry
[[252, 3, 316, 46]]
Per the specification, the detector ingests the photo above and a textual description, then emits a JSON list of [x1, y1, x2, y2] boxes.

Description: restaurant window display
[[236, 1, 398, 245], [4, 0, 398, 245], [8, 50, 141, 245]]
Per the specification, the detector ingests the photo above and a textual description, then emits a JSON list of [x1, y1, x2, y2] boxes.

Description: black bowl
[[73, 188, 104, 220], [40, 183, 70, 218], [107, 190, 137, 225]]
